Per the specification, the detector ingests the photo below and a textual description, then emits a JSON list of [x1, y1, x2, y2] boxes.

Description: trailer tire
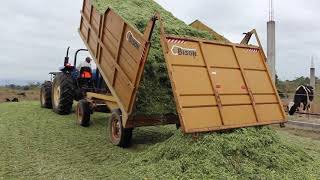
[[76, 100, 91, 127], [109, 109, 132, 148], [40, 81, 53, 109], [52, 73, 74, 115]]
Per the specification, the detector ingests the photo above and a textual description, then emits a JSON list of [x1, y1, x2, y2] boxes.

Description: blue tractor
[[40, 47, 107, 115]]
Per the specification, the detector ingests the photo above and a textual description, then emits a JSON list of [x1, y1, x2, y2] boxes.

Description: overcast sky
[[0, 0, 319, 84]]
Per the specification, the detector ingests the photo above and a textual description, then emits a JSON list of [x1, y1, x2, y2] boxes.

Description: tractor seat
[[79, 67, 92, 79]]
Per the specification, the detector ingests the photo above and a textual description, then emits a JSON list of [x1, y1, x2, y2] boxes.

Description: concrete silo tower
[[267, 0, 276, 82]]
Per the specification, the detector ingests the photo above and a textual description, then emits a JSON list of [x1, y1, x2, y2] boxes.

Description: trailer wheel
[[109, 109, 132, 148], [76, 100, 91, 127], [52, 73, 74, 115], [40, 81, 52, 109]]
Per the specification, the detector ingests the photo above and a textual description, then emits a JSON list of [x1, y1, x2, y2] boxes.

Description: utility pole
[[267, 0, 276, 83]]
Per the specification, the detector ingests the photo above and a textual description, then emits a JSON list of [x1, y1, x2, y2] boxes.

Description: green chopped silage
[[2, 102, 320, 179], [92, 0, 228, 115], [127, 126, 320, 179]]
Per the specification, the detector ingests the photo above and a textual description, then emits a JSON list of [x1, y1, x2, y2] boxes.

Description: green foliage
[[1, 102, 320, 179], [92, 0, 227, 115], [276, 76, 311, 94], [276, 76, 320, 104], [276, 76, 320, 93]]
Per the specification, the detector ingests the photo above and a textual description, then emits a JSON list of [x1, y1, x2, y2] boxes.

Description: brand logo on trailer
[[171, 45, 197, 57], [126, 31, 141, 49]]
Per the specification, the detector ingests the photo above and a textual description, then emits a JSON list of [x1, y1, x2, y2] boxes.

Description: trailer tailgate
[[160, 35, 287, 133], [79, 0, 152, 121]]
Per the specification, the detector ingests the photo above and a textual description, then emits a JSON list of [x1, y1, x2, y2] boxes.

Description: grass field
[[1, 101, 320, 179]]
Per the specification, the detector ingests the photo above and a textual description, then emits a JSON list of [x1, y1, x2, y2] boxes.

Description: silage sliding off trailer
[[78, 0, 287, 147]]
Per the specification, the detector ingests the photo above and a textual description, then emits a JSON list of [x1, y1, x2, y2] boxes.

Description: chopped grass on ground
[[1, 102, 320, 179]]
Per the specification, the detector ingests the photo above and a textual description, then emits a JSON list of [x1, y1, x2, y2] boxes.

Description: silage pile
[[128, 127, 320, 179], [92, 0, 228, 115]]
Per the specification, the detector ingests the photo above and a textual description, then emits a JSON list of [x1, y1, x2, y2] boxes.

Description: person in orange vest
[[77, 57, 92, 71]]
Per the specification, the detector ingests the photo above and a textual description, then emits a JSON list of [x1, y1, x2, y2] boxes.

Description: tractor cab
[[61, 47, 97, 89], [61, 47, 89, 72], [40, 46, 108, 115]]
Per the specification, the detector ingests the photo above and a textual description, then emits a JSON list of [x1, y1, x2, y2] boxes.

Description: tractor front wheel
[[76, 100, 91, 127], [40, 81, 52, 109], [108, 109, 132, 148], [52, 73, 74, 115]]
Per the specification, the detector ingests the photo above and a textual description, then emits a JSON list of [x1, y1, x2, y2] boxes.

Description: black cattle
[[11, 98, 19, 102], [4, 97, 19, 102], [289, 85, 314, 115]]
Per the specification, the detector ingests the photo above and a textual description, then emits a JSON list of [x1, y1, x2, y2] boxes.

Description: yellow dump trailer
[[77, 0, 287, 147]]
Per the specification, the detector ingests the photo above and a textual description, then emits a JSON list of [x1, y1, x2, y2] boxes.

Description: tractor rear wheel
[[52, 73, 74, 115], [108, 109, 133, 148], [76, 100, 91, 127], [40, 81, 52, 108]]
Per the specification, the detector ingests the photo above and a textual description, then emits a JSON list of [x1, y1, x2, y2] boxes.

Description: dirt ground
[[273, 125, 320, 141], [288, 114, 320, 124], [0, 88, 39, 103]]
